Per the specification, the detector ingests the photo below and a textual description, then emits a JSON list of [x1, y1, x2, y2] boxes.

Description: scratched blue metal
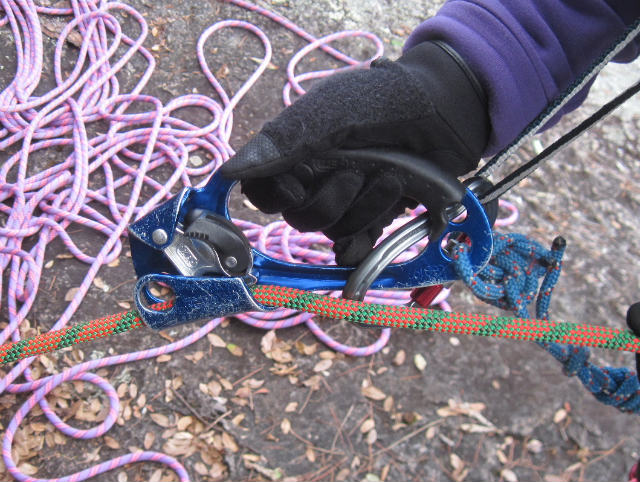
[[129, 171, 493, 328], [134, 274, 266, 330]]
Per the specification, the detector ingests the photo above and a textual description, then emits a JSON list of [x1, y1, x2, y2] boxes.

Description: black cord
[[480, 77, 640, 204]]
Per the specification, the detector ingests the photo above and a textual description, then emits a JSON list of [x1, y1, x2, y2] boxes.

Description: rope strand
[[3, 282, 640, 368]]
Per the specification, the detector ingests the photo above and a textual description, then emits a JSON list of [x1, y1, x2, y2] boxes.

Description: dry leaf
[[93, 277, 109, 291], [17, 463, 38, 476], [366, 429, 377, 445], [450, 453, 463, 470], [143, 432, 155, 449], [436, 399, 490, 426], [220, 378, 233, 391], [285, 402, 298, 413], [64, 287, 80, 301], [361, 384, 386, 401], [235, 386, 251, 399], [306, 445, 316, 463], [207, 380, 222, 397], [243, 454, 262, 463], [167, 377, 181, 392], [44, 260, 54, 269], [460, 423, 496, 433], [273, 349, 294, 363], [319, 350, 336, 360], [156, 354, 171, 363], [232, 414, 245, 426], [244, 460, 283, 481], [117, 301, 131, 310], [244, 378, 264, 390], [261, 331, 276, 353], [393, 350, 406, 366], [149, 469, 162, 482], [209, 462, 226, 479], [502, 469, 518, 482], [222, 431, 239, 452], [208, 333, 226, 348], [185, 351, 204, 363], [177, 416, 192, 431], [30, 422, 47, 432], [553, 408, 567, 424], [313, 359, 332, 372], [216, 64, 230, 79], [150, 413, 170, 428], [194, 462, 208, 476], [280, 418, 291, 435], [226, 343, 243, 357], [450, 453, 468, 481], [526, 439, 543, 454], [360, 418, 375, 433], [162, 431, 195, 457], [104, 436, 120, 449], [295, 341, 317, 356], [413, 354, 427, 371], [303, 375, 322, 391], [383, 396, 394, 412], [117, 383, 128, 397]]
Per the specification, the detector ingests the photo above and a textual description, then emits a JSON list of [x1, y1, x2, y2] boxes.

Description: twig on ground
[[330, 404, 354, 452], [372, 420, 444, 457], [171, 388, 208, 425], [232, 365, 264, 386]]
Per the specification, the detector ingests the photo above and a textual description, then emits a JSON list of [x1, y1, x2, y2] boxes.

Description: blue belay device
[[128, 148, 494, 330]]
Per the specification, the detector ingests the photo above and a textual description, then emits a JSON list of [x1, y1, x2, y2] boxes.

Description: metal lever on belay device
[[128, 148, 494, 330]]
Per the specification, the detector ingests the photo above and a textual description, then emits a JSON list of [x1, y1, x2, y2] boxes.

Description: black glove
[[221, 41, 490, 266]]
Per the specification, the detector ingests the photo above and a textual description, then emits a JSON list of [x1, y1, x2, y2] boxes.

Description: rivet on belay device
[[626, 302, 640, 381]]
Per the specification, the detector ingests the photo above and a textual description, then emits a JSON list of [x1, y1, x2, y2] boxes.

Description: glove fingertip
[[221, 132, 283, 179]]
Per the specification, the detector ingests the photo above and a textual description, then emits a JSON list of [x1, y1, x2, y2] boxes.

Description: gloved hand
[[220, 41, 490, 266]]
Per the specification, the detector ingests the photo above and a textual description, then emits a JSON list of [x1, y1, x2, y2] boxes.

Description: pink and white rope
[[0, 1, 517, 481]]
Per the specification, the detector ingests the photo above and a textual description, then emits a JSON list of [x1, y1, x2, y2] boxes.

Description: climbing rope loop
[[3, 1, 631, 482], [452, 232, 640, 414], [0, 0, 470, 480]]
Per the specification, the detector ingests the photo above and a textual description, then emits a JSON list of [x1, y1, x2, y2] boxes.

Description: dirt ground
[[2, 1, 640, 481]]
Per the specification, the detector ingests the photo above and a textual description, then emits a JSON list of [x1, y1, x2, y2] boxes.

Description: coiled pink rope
[[0, 1, 518, 481]]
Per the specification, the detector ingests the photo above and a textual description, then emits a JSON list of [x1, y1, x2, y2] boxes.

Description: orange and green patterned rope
[[0, 309, 146, 366], [252, 285, 640, 352], [2, 284, 640, 366]]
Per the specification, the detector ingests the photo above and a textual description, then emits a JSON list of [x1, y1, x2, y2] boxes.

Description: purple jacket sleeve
[[405, 0, 640, 156]]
